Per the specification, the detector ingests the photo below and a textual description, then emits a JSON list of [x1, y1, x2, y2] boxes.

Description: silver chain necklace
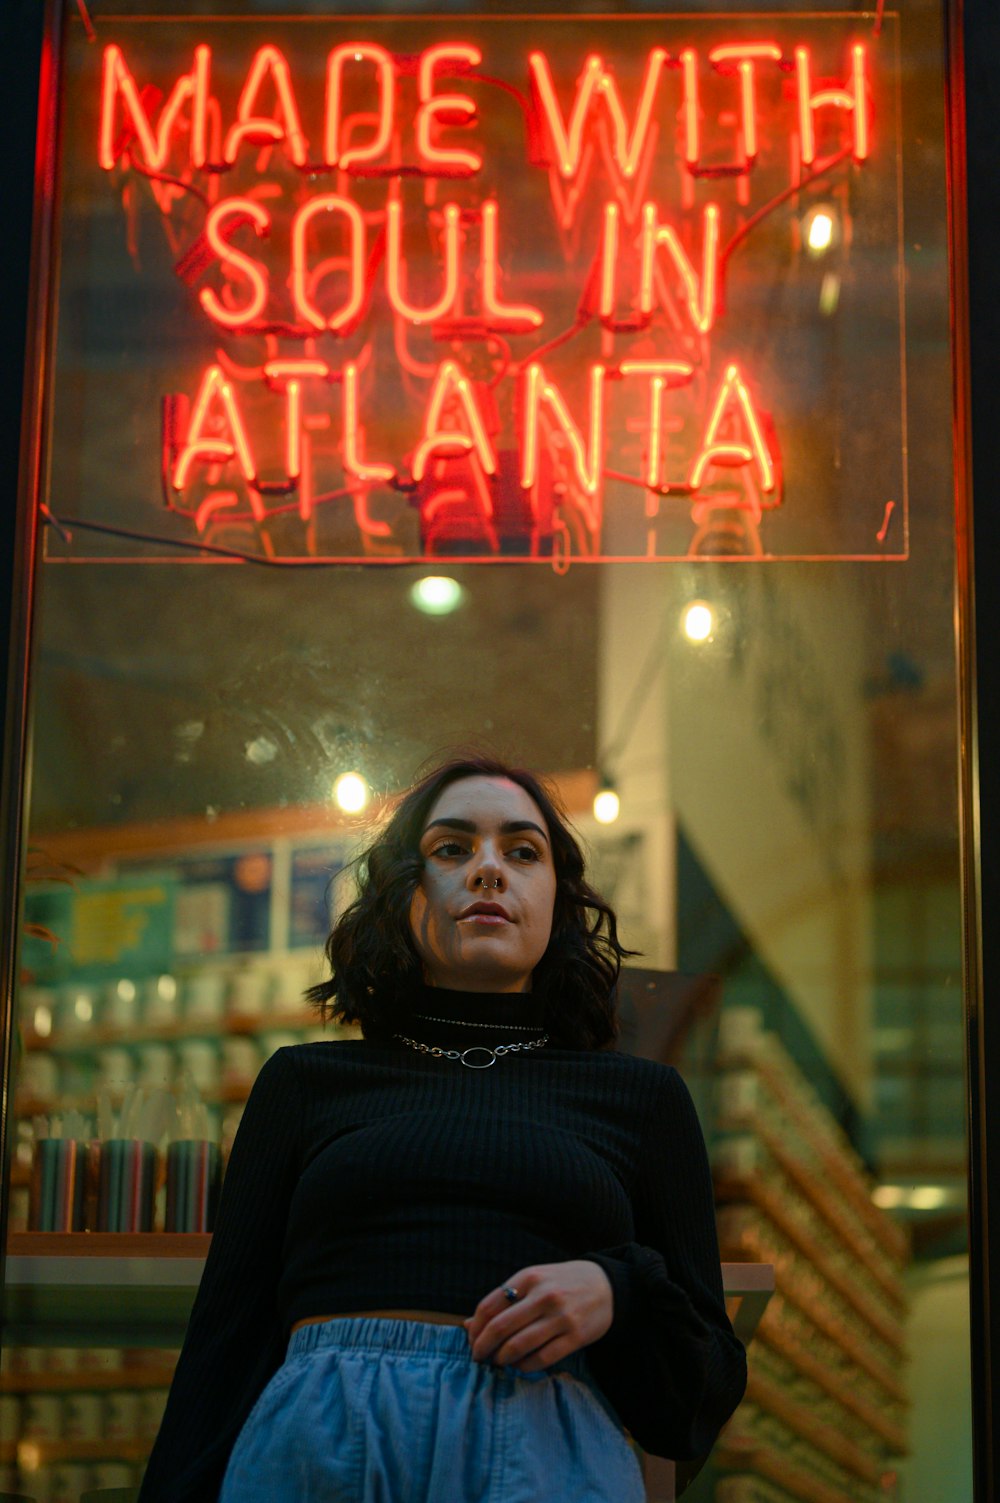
[[413, 1013, 544, 1033], [393, 1033, 549, 1069]]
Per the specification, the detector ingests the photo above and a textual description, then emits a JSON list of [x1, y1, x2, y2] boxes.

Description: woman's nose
[[470, 851, 504, 889]]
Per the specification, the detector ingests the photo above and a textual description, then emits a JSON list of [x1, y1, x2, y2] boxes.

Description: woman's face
[[409, 775, 558, 993]]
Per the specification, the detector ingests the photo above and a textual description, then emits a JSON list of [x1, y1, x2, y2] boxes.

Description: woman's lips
[[458, 912, 511, 925], [457, 901, 512, 922]]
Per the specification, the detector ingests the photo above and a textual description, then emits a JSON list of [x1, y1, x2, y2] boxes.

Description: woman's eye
[[429, 841, 467, 859], [510, 845, 541, 862]]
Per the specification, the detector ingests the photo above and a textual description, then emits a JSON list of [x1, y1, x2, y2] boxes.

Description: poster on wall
[[22, 873, 177, 981], [288, 845, 349, 949], [45, 13, 904, 564]]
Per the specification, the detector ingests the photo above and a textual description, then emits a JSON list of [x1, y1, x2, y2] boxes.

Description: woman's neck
[[401, 981, 547, 1044]]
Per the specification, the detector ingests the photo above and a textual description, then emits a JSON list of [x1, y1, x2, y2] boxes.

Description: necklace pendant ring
[[460, 1046, 498, 1069]]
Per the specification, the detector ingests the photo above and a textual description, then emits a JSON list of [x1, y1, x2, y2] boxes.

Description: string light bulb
[[593, 775, 621, 825], [333, 772, 370, 814], [409, 576, 465, 616], [682, 601, 714, 641], [804, 205, 837, 255]]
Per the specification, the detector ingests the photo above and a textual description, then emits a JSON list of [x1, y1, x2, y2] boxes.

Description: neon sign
[[69, 16, 903, 563]]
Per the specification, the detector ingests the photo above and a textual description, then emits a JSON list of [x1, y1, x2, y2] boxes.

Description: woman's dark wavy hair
[[305, 754, 637, 1049]]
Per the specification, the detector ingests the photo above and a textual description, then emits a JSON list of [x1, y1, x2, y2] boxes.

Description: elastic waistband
[[285, 1315, 590, 1383]]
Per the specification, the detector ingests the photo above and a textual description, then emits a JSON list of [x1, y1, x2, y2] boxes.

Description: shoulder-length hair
[[305, 754, 636, 1049]]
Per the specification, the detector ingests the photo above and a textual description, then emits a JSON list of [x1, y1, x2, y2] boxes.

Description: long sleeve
[[583, 1065, 747, 1460], [138, 1047, 303, 1503]]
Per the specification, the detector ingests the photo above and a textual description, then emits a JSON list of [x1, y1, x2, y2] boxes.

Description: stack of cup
[[96, 1140, 158, 1232], [29, 1139, 89, 1232], [165, 1140, 221, 1232]]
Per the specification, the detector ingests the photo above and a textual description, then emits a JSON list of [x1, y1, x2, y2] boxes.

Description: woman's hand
[[464, 1260, 614, 1374]]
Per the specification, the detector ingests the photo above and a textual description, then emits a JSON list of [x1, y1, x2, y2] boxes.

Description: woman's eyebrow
[[423, 817, 550, 843]]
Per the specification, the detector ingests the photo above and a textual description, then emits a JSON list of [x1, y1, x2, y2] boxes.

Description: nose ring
[[478, 877, 501, 888]]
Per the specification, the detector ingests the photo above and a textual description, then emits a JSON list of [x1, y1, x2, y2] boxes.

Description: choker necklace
[[393, 1033, 549, 1069], [414, 1012, 544, 1033]]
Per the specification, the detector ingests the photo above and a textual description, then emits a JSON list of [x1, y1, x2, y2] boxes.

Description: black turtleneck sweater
[[137, 987, 746, 1502]]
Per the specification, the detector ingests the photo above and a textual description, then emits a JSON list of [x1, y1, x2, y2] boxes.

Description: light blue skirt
[[219, 1316, 646, 1502]]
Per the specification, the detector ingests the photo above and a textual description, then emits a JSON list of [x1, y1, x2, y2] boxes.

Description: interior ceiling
[[27, 560, 601, 835]]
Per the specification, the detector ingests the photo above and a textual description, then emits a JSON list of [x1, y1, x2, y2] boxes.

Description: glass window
[[1, 4, 973, 1502]]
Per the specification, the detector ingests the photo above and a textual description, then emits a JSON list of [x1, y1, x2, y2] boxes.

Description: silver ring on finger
[[503, 1285, 520, 1304]]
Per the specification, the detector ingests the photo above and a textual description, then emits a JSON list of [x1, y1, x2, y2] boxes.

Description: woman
[[137, 755, 746, 1503]]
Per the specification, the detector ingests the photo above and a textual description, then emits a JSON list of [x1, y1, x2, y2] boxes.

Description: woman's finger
[[514, 1332, 578, 1373], [489, 1317, 567, 1369]]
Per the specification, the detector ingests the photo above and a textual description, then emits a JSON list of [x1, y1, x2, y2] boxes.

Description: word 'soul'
[[98, 37, 873, 549]]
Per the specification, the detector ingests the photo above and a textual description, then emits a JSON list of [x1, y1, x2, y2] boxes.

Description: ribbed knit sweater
[[137, 987, 746, 1501]]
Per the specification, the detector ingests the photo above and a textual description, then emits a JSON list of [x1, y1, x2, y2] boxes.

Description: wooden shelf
[[745, 1369, 884, 1485], [21, 1007, 329, 1053], [7, 1233, 210, 1259], [747, 1113, 906, 1311], [728, 1048, 909, 1264], [0, 1365, 174, 1393], [1, 1236, 772, 1354], [755, 1308, 908, 1453], [1, 1436, 149, 1464], [717, 1442, 863, 1503], [719, 1221, 907, 1403], [3, 1233, 210, 1347], [715, 1175, 905, 1353]]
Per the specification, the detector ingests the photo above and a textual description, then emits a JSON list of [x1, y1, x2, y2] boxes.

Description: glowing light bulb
[[682, 602, 714, 641], [871, 1185, 906, 1209], [410, 576, 465, 616], [593, 789, 621, 824], [806, 208, 835, 254], [333, 772, 370, 814], [33, 1006, 52, 1038]]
